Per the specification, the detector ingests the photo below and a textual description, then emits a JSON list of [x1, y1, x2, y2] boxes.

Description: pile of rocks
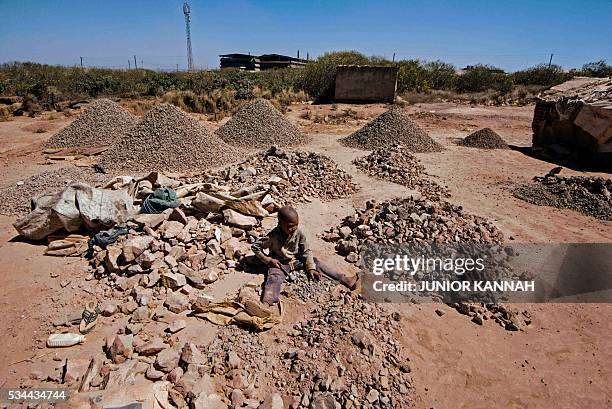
[[45, 198, 417, 406], [353, 145, 450, 200], [323, 197, 504, 264], [216, 99, 310, 149], [206, 283, 414, 408], [44, 99, 137, 148], [199, 146, 359, 206], [453, 302, 533, 332], [0, 167, 110, 216], [513, 175, 612, 220], [99, 104, 244, 173], [43, 206, 268, 404], [89, 206, 262, 291], [322, 198, 537, 331], [460, 128, 509, 149], [340, 107, 443, 153]]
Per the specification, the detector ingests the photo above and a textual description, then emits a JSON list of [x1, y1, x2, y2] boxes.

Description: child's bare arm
[[252, 235, 273, 265]]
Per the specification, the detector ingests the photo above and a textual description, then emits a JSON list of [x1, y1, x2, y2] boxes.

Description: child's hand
[[268, 259, 282, 269], [307, 268, 321, 281]]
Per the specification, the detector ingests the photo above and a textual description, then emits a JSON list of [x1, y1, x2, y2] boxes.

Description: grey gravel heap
[[0, 167, 110, 216], [196, 146, 359, 205], [460, 128, 509, 149], [513, 175, 612, 220], [99, 104, 244, 173], [340, 107, 443, 152], [44, 99, 137, 149], [353, 145, 450, 200], [215, 99, 309, 148]]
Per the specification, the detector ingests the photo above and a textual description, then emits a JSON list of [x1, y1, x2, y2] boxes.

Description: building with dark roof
[[219, 53, 308, 71]]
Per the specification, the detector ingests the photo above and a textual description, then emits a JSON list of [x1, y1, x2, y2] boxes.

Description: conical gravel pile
[[44, 99, 137, 149], [99, 104, 244, 173], [460, 128, 509, 149], [215, 99, 309, 148], [340, 107, 443, 152]]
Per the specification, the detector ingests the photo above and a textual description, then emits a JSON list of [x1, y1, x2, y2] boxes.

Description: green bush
[[512, 64, 568, 87], [423, 60, 457, 90], [579, 60, 612, 77], [455, 64, 513, 93], [396, 59, 429, 93]]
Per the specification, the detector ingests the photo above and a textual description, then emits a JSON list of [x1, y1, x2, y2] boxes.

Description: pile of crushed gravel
[[99, 104, 244, 173], [0, 167, 110, 216], [340, 107, 443, 152], [353, 144, 449, 200], [460, 128, 509, 149], [44, 99, 137, 149], [215, 99, 309, 148], [513, 175, 612, 220]]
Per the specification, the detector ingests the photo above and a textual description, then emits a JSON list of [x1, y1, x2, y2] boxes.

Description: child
[[252, 206, 358, 305]]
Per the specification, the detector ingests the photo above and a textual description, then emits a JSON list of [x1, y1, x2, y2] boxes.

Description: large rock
[[108, 335, 133, 364], [133, 287, 153, 306], [155, 347, 180, 372], [192, 393, 227, 409], [175, 371, 215, 400], [123, 236, 154, 262], [145, 365, 165, 380], [135, 337, 167, 356], [131, 306, 151, 322], [178, 262, 205, 288], [223, 209, 257, 229], [310, 394, 337, 409], [136, 250, 161, 269], [165, 291, 190, 313], [168, 208, 189, 224], [162, 272, 187, 289], [162, 220, 185, 239], [134, 213, 166, 229], [62, 358, 91, 385], [180, 343, 206, 366], [259, 393, 284, 409], [105, 246, 122, 274]]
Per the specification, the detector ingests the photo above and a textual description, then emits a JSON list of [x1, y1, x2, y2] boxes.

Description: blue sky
[[1, 0, 610, 72]]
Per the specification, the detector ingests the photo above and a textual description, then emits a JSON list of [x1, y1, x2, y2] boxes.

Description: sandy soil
[[0, 103, 610, 408]]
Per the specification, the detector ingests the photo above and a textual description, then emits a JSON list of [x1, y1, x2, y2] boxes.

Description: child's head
[[278, 206, 299, 235]]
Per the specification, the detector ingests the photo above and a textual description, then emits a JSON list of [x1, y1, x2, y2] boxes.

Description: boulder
[[223, 209, 257, 229], [178, 262, 204, 288], [123, 235, 154, 263], [135, 337, 167, 356], [181, 343, 206, 366], [134, 213, 166, 229], [155, 347, 180, 373], [162, 272, 187, 289], [131, 306, 151, 322], [162, 221, 185, 239], [167, 319, 187, 334], [259, 393, 284, 409], [164, 291, 190, 313], [107, 335, 133, 364], [192, 393, 227, 409]]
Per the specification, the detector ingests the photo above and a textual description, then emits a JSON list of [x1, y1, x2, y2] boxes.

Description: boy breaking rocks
[[251, 206, 358, 305]]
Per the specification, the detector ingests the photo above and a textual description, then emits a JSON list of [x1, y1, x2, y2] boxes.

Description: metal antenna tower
[[183, 2, 194, 71]]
